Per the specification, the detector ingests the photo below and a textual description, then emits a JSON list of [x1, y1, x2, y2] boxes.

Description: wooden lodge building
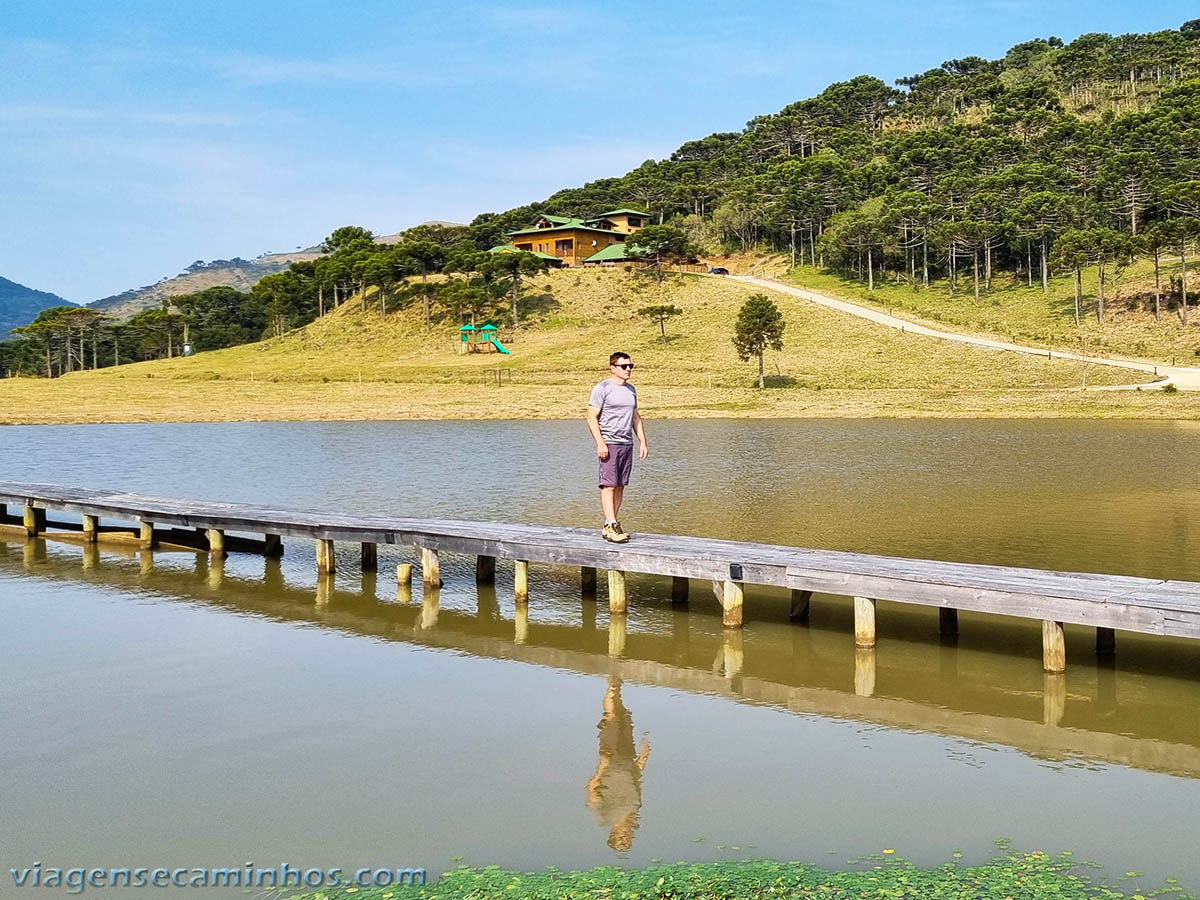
[[489, 209, 650, 267]]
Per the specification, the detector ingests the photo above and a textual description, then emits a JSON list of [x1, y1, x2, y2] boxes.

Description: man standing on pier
[[586, 352, 648, 543]]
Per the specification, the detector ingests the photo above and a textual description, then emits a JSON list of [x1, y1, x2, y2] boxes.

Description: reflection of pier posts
[[315, 573, 334, 607], [207, 556, 225, 590], [1042, 620, 1066, 673], [854, 648, 876, 697], [476, 582, 500, 620], [82, 543, 100, 571], [138, 549, 154, 576], [419, 587, 440, 630], [23, 539, 45, 569], [361, 568, 378, 601], [264, 557, 284, 593], [608, 614, 627, 658], [854, 597, 877, 648], [721, 629, 744, 678], [790, 589, 812, 620], [1043, 673, 1066, 727], [514, 602, 529, 644]]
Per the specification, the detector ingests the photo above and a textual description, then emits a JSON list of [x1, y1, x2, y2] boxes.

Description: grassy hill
[[3, 267, 1193, 425], [0, 276, 74, 335]]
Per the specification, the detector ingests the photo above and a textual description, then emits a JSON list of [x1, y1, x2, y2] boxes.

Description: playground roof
[[459, 323, 477, 331], [479, 323, 498, 331]]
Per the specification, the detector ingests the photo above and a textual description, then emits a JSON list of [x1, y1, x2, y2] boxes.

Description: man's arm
[[587, 405, 609, 459], [633, 410, 648, 461]]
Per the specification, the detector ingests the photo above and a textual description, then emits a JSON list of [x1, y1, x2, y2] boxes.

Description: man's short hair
[[609, 352, 631, 366]]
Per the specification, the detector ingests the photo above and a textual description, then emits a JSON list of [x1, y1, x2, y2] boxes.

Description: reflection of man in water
[[586, 677, 650, 852]]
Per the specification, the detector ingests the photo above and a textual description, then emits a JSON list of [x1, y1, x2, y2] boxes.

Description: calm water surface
[[2, 419, 1199, 897]]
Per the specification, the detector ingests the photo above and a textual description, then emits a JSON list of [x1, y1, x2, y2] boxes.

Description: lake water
[[2, 419, 1199, 897]]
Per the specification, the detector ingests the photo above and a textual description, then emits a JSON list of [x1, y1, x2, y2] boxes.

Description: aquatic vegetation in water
[[281, 850, 1193, 900]]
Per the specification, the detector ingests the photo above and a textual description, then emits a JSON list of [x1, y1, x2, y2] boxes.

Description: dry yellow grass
[[0, 268, 1192, 425]]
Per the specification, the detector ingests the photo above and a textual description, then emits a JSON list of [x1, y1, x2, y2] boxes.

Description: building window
[[556, 239, 573, 254], [517, 243, 532, 251], [627, 217, 642, 228]]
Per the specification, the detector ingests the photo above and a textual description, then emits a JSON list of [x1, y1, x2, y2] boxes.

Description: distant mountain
[[88, 250, 320, 319], [0, 276, 76, 335]]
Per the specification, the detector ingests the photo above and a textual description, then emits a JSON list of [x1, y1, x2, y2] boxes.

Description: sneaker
[[603, 523, 630, 544]]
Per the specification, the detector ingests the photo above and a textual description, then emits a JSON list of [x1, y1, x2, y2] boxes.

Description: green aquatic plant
[[281, 851, 1193, 900]]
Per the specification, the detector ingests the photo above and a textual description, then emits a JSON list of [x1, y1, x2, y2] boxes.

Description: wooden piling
[[1096, 626, 1116, 656], [206, 529, 226, 559], [939, 607, 959, 636], [1042, 619, 1067, 673], [419, 546, 441, 586], [789, 588, 812, 620], [608, 570, 627, 613], [316, 539, 336, 574], [476, 555, 496, 584], [361, 541, 377, 571], [718, 579, 744, 628], [514, 560, 529, 603], [671, 575, 690, 604], [854, 597, 877, 648], [81, 514, 99, 543], [263, 533, 284, 558], [138, 521, 155, 548], [23, 504, 44, 536], [581, 566, 597, 597]]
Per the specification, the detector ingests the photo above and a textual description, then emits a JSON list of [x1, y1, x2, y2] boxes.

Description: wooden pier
[[2, 479, 1199, 674]]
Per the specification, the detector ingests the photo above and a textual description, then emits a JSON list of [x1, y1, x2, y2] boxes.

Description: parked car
[[708, 266, 729, 275]]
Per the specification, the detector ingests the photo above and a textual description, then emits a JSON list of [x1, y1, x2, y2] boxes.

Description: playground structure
[[457, 323, 512, 355]]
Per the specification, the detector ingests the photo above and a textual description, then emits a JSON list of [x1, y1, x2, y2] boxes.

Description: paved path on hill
[[729, 274, 1200, 390]]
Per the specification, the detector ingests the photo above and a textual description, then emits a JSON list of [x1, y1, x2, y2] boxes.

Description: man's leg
[[601, 486, 617, 523], [612, 485, 625, 521]]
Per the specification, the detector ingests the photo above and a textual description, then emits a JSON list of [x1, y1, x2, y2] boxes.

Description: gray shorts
[[599, 443, 634, 487]]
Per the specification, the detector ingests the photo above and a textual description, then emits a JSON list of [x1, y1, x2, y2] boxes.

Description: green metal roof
[[583, 243, 633, 263], [487, 244, 560, 261], [507, 220, 621, 237], [479, 323, 498, 332], [599, 209, 650, 218], [459, 323, 477, 331]]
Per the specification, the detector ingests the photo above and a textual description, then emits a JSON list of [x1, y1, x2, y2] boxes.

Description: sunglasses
[[613, 363, 634, 370]]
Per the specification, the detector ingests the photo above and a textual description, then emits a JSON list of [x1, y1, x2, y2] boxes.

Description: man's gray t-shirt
[[589, 379, 637, 444]]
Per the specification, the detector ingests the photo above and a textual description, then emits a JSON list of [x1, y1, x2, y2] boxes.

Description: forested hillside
[[0, 277, 74, 336], [5, 23, 1200, 377]]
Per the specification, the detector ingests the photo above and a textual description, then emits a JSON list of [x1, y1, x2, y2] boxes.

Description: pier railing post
[[316, 539, 336, 574], [1042, 620, 1066, 673], [854, 597, 877, 648], [608, 570, 627, 614]]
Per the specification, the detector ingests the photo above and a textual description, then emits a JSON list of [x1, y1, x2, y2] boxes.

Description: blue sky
[[3, 0, 1197, 301]]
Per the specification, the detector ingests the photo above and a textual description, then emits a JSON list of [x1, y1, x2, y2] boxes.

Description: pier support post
[[138, 549, 153, 576], [608, 570, 627, 614], [854, 597, 877, 648], [316, 539, 336, 575], [263, 533, 283, 558], [717, 580, 744, 628], [138, 521, 155, 548], [206, 529, 226, 559], [790, 589, 812, 620], [81, 515, 99, 543], [608, 614, 627, 658], [1096, 627, 1116, 656], [939, 607, 959, 637], [476, 555, 496, 584], [315, 574, 333, 607], [671, 576, 690, 604], [419, 546, 441, 586], [23, 504, 45, 536], [514, 560, 529, 603], [581, 566, 597, 597], [1042, 620, 1066, 673], [82, 543, 99, 571], [854, 649, 876, 697], [360, 542, 377, 571]]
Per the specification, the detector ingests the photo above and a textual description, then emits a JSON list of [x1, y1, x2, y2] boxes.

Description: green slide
[[489, 338, 511, 354]]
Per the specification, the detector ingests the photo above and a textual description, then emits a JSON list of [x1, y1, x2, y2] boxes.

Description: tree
[[625, 225, 693, 283], [637, 304, 683, 344], [320, 226, 375, 254], [732, 293, 785, 388], [483, 251, 545, 328]]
